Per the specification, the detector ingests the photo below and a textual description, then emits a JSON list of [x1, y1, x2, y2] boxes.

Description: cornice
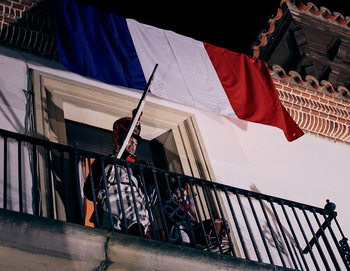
[[253, 0, 350, 59], [252, 7, 283, 59], [292, 0, 350, 26], [271, 65, 350, 145]]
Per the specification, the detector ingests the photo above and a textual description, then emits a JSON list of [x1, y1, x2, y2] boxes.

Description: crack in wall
[[97, 232, 112, 271]]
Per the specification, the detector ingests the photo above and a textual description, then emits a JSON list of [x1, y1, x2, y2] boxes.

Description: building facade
[[0, 0, 349, 270]]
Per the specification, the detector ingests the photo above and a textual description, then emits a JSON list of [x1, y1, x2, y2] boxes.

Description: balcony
[[1, 128, 349, 271]]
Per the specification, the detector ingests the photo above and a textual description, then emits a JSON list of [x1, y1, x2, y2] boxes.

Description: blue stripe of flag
[[53, 0, 147, 90]]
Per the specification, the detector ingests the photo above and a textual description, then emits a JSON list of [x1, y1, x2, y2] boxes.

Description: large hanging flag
[[53, 0, 303, 141]]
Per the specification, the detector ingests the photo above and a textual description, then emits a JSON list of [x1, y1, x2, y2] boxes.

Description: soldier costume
[[84, 115, 150, 236]]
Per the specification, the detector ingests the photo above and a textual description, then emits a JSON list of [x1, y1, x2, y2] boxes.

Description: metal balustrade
[[1, 127, 349, 270]]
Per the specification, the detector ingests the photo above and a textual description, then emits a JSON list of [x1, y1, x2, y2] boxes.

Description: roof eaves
[[252, 0, 350, 58], [270, 65, 350, 102]]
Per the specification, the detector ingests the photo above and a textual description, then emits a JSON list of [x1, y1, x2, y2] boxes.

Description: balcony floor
[[0, 208, 297, 271]]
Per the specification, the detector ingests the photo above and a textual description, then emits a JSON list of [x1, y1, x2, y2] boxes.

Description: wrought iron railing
[[1, 128, 349, 270]]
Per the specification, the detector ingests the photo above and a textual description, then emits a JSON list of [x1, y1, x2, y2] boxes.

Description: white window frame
[[32, 69, 217, 217]]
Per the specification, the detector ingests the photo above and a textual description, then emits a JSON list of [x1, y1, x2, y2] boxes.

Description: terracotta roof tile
[[253, 0, 350, 57], [271, 65, 350, 102], [271, 65, 350, 145], [295, 1, 350, 25]]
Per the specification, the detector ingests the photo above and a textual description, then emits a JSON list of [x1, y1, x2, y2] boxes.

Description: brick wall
[[0, 0, 58, 60], [272, 66, 350, 145]]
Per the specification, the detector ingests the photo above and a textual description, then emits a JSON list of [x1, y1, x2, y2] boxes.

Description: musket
[[116, 64, 158, 159]]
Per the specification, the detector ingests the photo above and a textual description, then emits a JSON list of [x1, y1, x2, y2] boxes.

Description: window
[[32, 69, 216, 220]]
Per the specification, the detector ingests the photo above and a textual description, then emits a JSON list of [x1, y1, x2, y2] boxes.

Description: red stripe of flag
[[204, 42, 303, 142]]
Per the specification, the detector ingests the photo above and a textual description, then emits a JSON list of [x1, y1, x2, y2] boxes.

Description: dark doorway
[[65, 119, 168, 170]]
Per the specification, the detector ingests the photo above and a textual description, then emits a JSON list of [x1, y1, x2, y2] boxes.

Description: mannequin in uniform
[[84, 114, 150, 237]]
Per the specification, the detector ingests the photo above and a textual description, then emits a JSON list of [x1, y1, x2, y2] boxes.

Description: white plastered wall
[[0, 47, 34, 213], [0, 45, 349, 237]]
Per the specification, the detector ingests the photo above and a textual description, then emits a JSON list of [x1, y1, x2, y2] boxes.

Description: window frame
[[32, 69, 217, 216]]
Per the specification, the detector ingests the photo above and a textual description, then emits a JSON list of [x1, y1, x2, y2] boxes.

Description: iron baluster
[[303, 213, 335, 254], [339, 237, 350, 267], [112, 158, 128, 233], [32, 143, 39, 216], [3, 136, 7, 209], [73, 151, 84, 225], [212, 183, 235, 256], [17, 139, 23, 212], [154, 172, 171, 244], [202, 181, 223, 254], [60, 146, 71, 222], [322, 212, 350, 271], [269, 200, 299, 269], [258, 195, 286, 267], [235, 189, 262, 262], [312, 209, 341, 271], [248, 193, 275, 265], [86, 154, 100, 228], [46, 146, 55, 218], [334, 216, 350, 268], [280, 202, 309, 271], [138, 165, 157, 240], [188, 178, 211, 251], [100, 156, 114, 231], [292, 205, 321, 271], [224, 187, 247, 258], [176, 176, 198, 248], [301, 207, 331, 271]]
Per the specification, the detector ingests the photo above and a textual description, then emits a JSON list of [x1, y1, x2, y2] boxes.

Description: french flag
[[53, 0, 303, 141]]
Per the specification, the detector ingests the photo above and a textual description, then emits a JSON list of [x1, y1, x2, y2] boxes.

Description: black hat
[[113, 117, 142, 148]]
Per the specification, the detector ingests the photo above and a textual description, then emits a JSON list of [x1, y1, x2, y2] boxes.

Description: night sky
[[86, 0, 350, 56]]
